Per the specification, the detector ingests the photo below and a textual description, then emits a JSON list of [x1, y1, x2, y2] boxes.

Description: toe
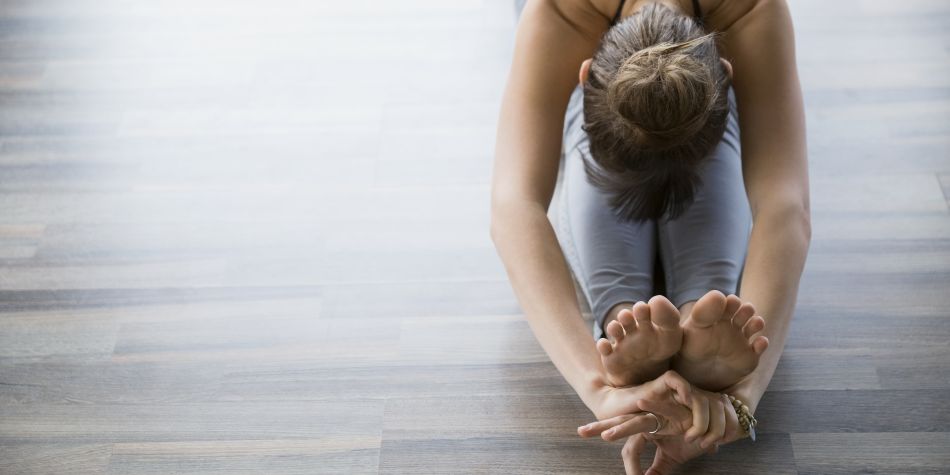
[[742, 315, 766, 338], [724, 294, 742, 319], [648, 295, 681, 329], [606, 319, 626, 342], [617, 308, 637, 330], [688, 290, 727, 327], [596, 338, 613, 356], [731, 302, 755, 329], [632, 301, 652, 329], [752, 335, 769, 355]]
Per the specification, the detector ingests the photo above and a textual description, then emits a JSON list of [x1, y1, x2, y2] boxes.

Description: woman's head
[[580, 3, 731, 222]]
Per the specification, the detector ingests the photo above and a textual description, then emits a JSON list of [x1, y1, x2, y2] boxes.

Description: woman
[[490, 0, 810, 473]]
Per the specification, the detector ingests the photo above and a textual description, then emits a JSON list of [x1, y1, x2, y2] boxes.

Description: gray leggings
[[551, 85, 753, 339]]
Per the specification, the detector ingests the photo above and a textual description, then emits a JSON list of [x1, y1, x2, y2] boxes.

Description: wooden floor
[[1, 0, 948, 473]]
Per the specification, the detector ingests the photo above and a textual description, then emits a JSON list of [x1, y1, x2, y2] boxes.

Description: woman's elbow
[[754, 198, 812, 243]]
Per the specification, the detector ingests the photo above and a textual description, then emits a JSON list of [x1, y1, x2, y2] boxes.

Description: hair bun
[[605, 37, 720, 151]]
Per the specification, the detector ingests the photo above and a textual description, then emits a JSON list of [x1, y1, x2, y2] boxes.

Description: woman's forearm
[[491, 200, 607, 410], [734, 204, 811, 412]]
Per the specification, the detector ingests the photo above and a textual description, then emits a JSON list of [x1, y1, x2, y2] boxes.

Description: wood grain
[[791, 433, 950, 475], [0, 0, 948, 473]]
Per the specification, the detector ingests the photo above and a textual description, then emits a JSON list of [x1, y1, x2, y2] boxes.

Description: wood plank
[[109, 438, 379, 474], [0, 443, 111, 475], [811, 173, 947, 212], [0, 310, 118, 362], [0, 400, 385, 443], [767, 350, 881, 391], [757, 390, 950, 434], [398, 315, 550, 365], [113, 314, 400, 365], [380, 436, 623, 475], [792, 432, 950, 475], [875, 348, 950, 390], [0, 287, 322, 313]]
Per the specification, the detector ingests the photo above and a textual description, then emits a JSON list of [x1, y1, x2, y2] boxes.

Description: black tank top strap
[[610, 0, 627, 26], [611, 0, 703, 28], [691, 0, 705, 28]]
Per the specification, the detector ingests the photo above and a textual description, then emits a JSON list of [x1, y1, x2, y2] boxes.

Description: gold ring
[[644, 411, 662, 434]]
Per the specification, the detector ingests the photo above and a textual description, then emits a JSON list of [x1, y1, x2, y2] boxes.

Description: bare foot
[[597, 296, 684, 387], [672, 290, 769, 391]]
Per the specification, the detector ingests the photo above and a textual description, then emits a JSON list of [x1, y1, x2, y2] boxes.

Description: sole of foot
[[671, 290, 769, 391], [597, 295, 684, 387]]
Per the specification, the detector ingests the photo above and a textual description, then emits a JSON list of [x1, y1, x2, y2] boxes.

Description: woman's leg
[[657, 88, 752, 315], [657, 88, 768, 391], [552, 86, 657, 340]]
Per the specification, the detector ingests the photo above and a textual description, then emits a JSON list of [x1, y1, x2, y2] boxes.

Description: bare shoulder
[[535, 0, 613, 40], [572, 0, 791, 41], [709, 0, 794, 46], [711, 0, 796, 78]]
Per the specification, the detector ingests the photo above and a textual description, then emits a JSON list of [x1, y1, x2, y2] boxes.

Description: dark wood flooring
[[1, 0, 949, 473]]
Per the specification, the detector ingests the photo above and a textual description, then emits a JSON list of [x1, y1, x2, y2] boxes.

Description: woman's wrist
[[728, 380, 764, 414], [579, 369, 612, 416]]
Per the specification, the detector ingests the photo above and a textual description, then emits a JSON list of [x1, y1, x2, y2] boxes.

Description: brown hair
[[582, 3, 730, 222]]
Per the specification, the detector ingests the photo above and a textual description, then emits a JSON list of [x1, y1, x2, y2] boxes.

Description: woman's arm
[[490, 0, 612, 413], [719, 0, 812, 412]]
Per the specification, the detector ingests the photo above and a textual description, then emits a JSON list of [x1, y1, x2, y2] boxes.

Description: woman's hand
[[585, 370, 722, 443], [623, 429, 732, 475], [620, 392, 746, 475], [590, 370, 691, 420], [642, 389, 742, 449], [620, 433, 714, 475], [588, 387, 741, 444], [578, 396, 693, 440]]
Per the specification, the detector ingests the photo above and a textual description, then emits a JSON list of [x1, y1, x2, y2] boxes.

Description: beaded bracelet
[[725, 393, 757, 442]]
